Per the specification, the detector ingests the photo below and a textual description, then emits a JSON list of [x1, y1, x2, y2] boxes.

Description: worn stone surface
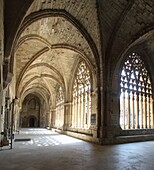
[[26, 0, 101, 56], [15, 16, 96, 101], [111, 0, 154, 60], [1, 128, 154, 170]]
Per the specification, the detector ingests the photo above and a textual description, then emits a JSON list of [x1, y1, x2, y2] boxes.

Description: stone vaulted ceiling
[[15, 17, 93, 102], [99, 0, 154, 67], [13, 0, 99, 104]]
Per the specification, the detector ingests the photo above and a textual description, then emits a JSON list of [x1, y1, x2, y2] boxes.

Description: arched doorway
[[21, 94, 44, 128], [29, 117, 35, 127]]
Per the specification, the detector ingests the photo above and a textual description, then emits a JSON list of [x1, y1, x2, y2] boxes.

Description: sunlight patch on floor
[[19, 129, 83, 147]]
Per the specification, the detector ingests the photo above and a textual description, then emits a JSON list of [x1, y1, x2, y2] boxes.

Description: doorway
[[29, 117, 35, 127]]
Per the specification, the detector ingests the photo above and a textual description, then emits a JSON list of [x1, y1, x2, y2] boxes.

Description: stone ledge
[[64, 131, 99, 144], [100, 134, 154, 145], [116, 134, 154, 139], [51, 128, 99, 144], [115, 134, 154, 144]]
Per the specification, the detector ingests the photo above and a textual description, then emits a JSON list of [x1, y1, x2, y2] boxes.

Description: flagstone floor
[[0, 128, 154, 170]]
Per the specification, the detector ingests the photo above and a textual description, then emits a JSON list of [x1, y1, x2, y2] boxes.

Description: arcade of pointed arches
[[19, 52, 154, 134], [55, 60, 92, 130]]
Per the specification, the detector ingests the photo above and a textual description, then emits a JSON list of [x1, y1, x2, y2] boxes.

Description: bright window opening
[[120, 53, 153, 129], [72, 61, 91, 129]]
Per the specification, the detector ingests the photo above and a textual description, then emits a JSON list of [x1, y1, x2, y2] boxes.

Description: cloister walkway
[[0, 128, 154, 170]]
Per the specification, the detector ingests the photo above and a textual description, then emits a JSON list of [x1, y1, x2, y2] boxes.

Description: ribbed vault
[[14, 13, 98, 110]]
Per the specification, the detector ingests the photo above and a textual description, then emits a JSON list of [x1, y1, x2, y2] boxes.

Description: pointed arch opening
[[21, 94, 42, 128], [120, 52, 153, 130], [72, 61, 92, 129]]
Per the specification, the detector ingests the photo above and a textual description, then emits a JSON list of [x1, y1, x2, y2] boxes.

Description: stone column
[[122, 90, 125, 129], [127, 91, 130, 129], [143, 94, 146, 128], [132, 92, 135, 128], [72, 94, 75, 127], [136, 93, 139, 128], [147, 95, 150, 128], [75, 94, 78, 127], [78, 93, 81, 128], [145, 95, 147, 128], [63, 102, 72, 130], [150, 95, 153, 128], [50, 108, 56, 128], [140, 94, 143, 128], [46, 112, 51, 128], [82, 92, 85, 128], [89, 90, 98, 138], [14, 100, 21, 131]]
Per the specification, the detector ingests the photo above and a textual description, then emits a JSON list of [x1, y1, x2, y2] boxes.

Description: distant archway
[[29, 116, 36, 127], [21, 94, 43, 128]]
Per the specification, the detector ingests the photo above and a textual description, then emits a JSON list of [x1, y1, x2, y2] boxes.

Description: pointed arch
[[71, 60, 92, 129], [120, 52, 153, 129]]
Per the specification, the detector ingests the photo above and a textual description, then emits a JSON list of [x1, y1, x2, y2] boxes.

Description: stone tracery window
[[120, 53, 153, 129], [56, 86, 64, 103], [72, 61, 91, 129]]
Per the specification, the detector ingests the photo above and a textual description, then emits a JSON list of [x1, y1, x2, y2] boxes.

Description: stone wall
[[0, 1, 4, 137], [0, 0, 4, 144], [97, 0, 154, 144]]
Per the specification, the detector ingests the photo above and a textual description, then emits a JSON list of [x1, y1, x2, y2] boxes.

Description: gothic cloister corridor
[[0, 0, 154, 169], [1, 128, 154, 170]]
